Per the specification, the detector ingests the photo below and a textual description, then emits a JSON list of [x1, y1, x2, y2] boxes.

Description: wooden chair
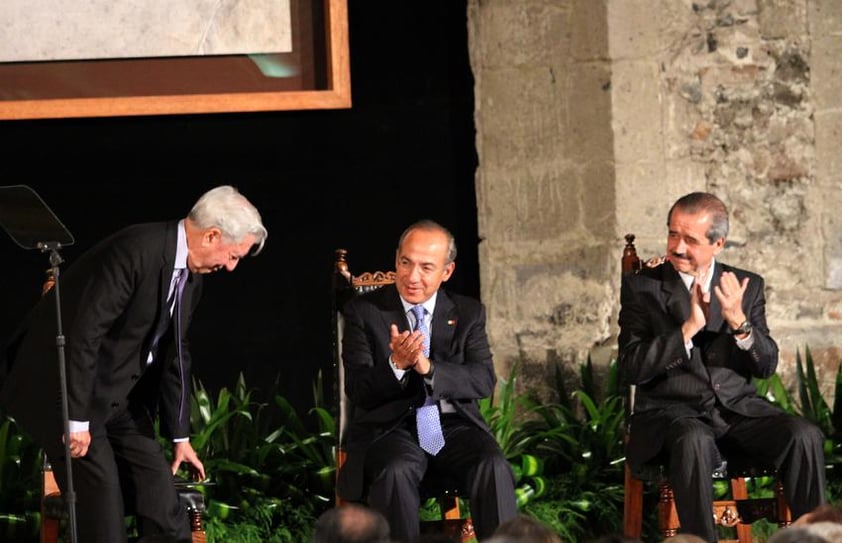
[[331, 248, 475, 543], [38, 271, 207, 543], [620, 234, 791, 542]]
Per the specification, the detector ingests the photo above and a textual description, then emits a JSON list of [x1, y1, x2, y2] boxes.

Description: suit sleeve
[[66, 242, 138, 422], [429, 304, 496, 401], [618, 272, 690, 386], [342, 299, 415, 410], [733, 274, 778, 378]]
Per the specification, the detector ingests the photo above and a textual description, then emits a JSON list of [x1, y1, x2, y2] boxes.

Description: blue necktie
[[411, 305, 445, 455]]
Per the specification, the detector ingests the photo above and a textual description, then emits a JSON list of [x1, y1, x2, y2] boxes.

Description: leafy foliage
[[187, 372, 335, 542]]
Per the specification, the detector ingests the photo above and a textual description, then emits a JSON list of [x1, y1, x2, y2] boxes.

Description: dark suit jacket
[[618, 261, 782, 470], [0, 221, 202, 447], [337, 284, 496, 501]]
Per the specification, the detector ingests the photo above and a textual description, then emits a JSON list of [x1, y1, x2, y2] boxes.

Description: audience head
[[662, 535, 708, 543], [414, 535, 458, 543], [588, 535, 644, 543], [795, 504, 842, 526], [767, 526, 829, 543], [491, 514, 562, 543], [312, 504, 391, 543]]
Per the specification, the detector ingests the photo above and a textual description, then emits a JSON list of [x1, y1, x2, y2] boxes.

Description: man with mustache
[[1, 185, 267, 543], [618, 192, 825, 542]]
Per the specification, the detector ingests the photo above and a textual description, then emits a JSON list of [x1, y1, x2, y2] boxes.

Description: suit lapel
[[661, 264, 690, 323], [381, 285, 410, 334], [431, 290, 456, 359]]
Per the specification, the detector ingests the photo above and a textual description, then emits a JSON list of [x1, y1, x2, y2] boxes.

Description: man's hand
[[64, 430, 91, 458], [682, 280, 709, 343], [713, 271, 749, 331], [172, 441, 206, 481], [389, 324, 425, 369]]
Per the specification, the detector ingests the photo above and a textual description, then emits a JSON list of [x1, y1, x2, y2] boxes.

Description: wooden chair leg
[[729, 477, 752, 543], [40, 516, 60, 543], [658, 481, 679, 538], [775, 480, 791, 527], [623, 463, 644, 538], [439, 496, 461, 520], [189, 510, 206, 543], [41, 465, 60, 543]]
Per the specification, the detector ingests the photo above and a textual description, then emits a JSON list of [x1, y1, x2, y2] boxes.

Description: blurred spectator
[[663, 535, 707, 543], [795, 504, 842, 527], [312, 504, 391, 543], [767, 526, 828, 543], [491, 514, 561, 543]]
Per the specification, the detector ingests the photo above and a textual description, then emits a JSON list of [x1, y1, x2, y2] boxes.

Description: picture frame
[[0, 0, 350, 120]]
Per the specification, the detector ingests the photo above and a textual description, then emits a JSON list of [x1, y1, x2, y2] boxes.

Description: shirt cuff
[[69, 420, 89, 433], [735, 330, 755, 350], [389, 355, 408, 380]]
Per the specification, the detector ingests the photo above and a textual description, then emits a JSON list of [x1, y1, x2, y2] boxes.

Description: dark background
[[0, 1, 479, 417]]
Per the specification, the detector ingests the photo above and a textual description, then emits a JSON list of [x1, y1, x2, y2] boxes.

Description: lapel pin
[[447, 319, 456, 326]]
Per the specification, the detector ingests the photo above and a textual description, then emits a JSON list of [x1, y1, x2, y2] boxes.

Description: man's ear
[[712, 237, 725, 255], [203, 227, 223, 246], [441, 261, 455, 282]]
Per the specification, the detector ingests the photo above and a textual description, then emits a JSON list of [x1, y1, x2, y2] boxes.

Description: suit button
[[111, 402, 120, 408], [131, 374, 139, 381]]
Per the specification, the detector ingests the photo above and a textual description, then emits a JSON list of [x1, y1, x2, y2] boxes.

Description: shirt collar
[[176, 219, 189, 271], [399, 291, 438, 320], [678, 258, 715, 293]]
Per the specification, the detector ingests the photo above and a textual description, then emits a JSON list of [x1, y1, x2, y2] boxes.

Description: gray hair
[[188, 185, 267, 254], [667, 191, 729, 244], [398, 220, 457, 264]]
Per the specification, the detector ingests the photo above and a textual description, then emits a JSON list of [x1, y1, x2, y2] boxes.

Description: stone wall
[[469, 0, 842, 398]]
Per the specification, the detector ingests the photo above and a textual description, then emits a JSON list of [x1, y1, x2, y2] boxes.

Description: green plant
[[0, 415, 42, 541], [479, 362, 547, 507], [188, 372, 336, 542]]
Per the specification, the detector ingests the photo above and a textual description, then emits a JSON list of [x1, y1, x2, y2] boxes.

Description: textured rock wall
[[469, 0, 842, 397]]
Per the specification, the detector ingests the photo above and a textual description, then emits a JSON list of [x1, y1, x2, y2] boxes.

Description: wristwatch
[[731, 320, 752, 336]]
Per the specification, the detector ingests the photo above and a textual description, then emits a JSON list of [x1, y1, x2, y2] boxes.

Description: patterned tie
[[411, 305, 445, 455]]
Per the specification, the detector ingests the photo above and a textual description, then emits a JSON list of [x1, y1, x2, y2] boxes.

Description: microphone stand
[[38, 241, 78, 543]]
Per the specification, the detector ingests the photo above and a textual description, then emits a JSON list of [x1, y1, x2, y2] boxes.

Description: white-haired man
[[1, 185, 267, 542]]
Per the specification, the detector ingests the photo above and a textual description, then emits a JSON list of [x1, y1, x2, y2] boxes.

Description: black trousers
[[45, 408, 190, 543], [363, 415, 517, 542], [664, 412, 825, 543]]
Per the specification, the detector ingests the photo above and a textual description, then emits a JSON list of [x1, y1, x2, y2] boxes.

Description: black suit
[[337, 284, 516, 542], [619, 261, 825, 541], [1, 221, 200, 543]]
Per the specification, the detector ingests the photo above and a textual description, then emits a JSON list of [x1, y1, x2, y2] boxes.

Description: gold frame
[[0, 0, 350, 120]]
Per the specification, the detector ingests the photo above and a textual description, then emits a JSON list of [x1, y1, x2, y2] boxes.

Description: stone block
[[477, 66, 569, 171], [469, 0, 574, 68], [580, 159, 617, 237], [478, 166, 581, 243], [758, 0, 808, 40], [814, 111, 842, 181], [569, 0, 610, 60], [611, 59, 664, 165], [566, 60, 614, 161], [606, 0, 667, 59]]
